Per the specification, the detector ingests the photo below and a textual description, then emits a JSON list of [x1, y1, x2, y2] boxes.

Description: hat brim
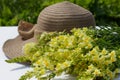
[[3, 35, 35, 59]]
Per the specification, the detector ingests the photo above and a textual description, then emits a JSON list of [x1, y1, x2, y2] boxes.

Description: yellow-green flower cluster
[[84, 47, 118, 79], [89, 47, 117, 65], [19, 28, 120, 80]]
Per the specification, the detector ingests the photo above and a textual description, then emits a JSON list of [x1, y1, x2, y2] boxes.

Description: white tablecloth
[[0, 27, 32, 80], [0, 27, 120, 80]]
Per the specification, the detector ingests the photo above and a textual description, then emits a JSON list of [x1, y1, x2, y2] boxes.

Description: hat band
[[18, 20, 35, 40]]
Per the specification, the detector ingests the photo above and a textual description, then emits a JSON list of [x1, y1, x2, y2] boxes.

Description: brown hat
[[3, 1, 95, 59]]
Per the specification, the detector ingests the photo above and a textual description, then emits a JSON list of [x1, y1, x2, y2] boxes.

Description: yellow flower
[[83, 36, 89, 43], [35, 60, 41, 65], [93, 69, 101, 76], [93, 56, 99, 61], [79, 32, 84, 37], [118, 56, 120, 59], [56, 63, 62, 71], [107, 70, 114, 79], [63, 61, 71, 68], [78, 42, 86, 48], [43, 59, 49, 67], [110, 57, 116, 62], [88, 64, 94, 70], [90, 48, 98, 55], [86, 69, 92, 75], [40, 69, 45, 74], [23, 42, 36, 55], [109, 51, 116, 57], [85, 43, 93, 49], [83, 27, 88, 32], [56, 61, 71, 71], [101, 48, 107, 55], [104, 60, 112, 65], [115, 68, 120, 73], [99, 56, 105, 62], [109, 51, 116, 62]]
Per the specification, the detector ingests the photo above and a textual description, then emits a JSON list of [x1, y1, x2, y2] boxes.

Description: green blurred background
[[0, 0, 120, 26]]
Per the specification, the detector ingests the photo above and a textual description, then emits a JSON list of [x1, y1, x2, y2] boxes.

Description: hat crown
[[37, 1, 95, 32], [40, 1, 89, 15]]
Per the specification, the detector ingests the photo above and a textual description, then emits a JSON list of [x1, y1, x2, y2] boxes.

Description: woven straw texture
[[37, 1, 95, 32], [3, 36, 35, 58]]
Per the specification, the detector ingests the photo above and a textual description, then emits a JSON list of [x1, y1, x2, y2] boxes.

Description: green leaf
[[5, 56, 30, 63]]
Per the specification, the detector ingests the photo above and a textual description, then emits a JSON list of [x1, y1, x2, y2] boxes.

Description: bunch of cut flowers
[[6, 27, 120, 80]]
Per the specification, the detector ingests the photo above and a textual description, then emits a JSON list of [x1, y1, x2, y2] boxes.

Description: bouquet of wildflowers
[[6, 27, 120, 80]]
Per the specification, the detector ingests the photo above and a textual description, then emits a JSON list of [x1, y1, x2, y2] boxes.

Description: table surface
[[0, 27, 33, 80], [0, 27, 120, 80]]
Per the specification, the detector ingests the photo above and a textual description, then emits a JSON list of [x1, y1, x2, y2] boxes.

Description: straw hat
[[3, 1, 95, 59]]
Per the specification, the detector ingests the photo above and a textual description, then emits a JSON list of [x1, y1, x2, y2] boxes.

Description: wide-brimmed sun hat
[[3, 1, 95, 59]]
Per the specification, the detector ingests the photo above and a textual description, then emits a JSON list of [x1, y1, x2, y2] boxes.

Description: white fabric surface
[[0, 27, 120, 80], [0, 27, 31, 80]]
